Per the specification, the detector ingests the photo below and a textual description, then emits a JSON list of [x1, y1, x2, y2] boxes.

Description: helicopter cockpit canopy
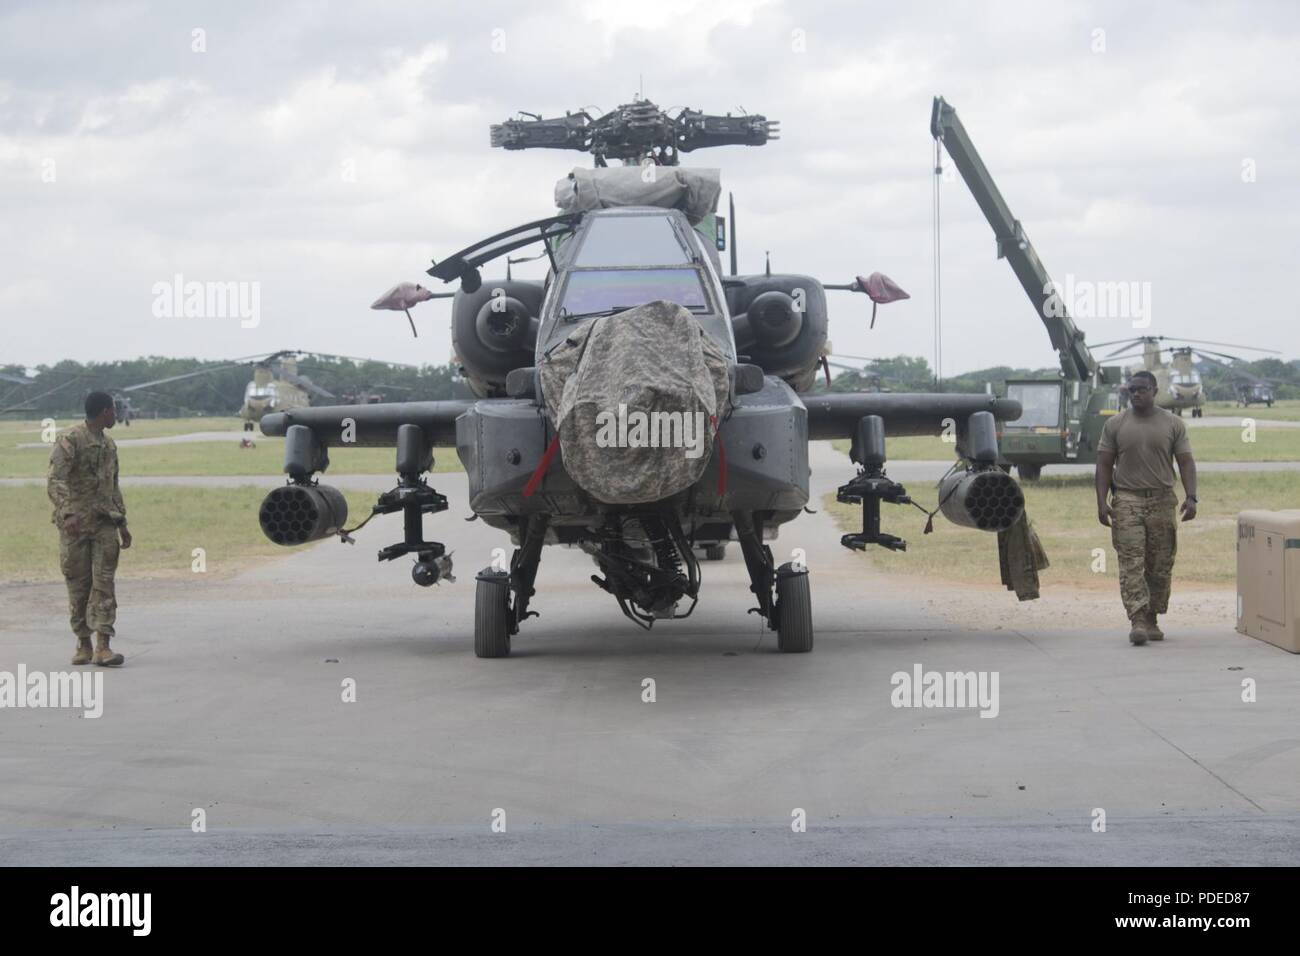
[[541, 208, 731, 357], [559, 268, 708, 315], [558, 212, 708, 315]]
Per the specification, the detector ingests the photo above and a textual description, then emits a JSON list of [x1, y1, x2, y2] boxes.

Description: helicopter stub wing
[[261, 400, 475, 448], [804, 393, 1022, 441]]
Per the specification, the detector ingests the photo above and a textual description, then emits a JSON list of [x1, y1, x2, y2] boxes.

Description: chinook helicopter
[[257, 99, 1027, 657], [1092, 336, 1280, 417], [234, 352, 334, 429], [110, 350, 338, 429]]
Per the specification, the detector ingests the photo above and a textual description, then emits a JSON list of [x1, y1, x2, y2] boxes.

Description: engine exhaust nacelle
[[938, 469, 1024, 532], [451, 279, 544, 397], [724, 274, 828, 391], [740, 290, 803, 349], [259, 483, 349, 545], [475, 296, 535, 353]]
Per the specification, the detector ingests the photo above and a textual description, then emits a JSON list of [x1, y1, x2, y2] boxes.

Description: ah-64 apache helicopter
[[257, 100, 1028, 657]]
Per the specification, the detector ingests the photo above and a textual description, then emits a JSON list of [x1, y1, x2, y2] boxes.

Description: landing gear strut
[[475, 513, 549, 658], [732, 511, 812, 652]]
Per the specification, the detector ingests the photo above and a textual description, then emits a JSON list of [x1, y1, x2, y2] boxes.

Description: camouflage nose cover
[[538, 300, 731, 504]]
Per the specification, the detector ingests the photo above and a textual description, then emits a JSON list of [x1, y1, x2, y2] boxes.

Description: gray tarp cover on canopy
[[539, 300, 731, 504], [554, 167, 722, 224]]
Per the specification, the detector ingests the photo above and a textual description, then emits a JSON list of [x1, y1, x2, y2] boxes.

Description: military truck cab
[[1000, 369, 1122, 480]]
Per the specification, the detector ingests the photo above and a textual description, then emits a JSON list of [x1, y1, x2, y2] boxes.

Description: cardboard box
[[1237, 510, 1300, 653]]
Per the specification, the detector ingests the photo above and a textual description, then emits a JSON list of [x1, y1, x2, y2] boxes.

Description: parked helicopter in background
[[1193, 353, 1279, 408], [338, 383, 417, 406], [1092, 336, 1280, 417], [112, 393, 138, 425], [115, 350, 334, 429], [236, 352, 333, 429], [1232, 378, 1276, 408], [0, 370, 40, 417], [1, 369, 141, 423]]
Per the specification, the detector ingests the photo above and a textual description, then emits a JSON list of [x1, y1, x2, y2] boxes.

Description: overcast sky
[[3, 0, 1298, 377]]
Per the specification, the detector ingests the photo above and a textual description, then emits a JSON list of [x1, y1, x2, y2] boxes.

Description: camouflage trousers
[[59, 524, 120, 639], [1110, 488, 1178, 619]]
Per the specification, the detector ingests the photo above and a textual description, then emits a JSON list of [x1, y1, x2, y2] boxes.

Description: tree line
[[821, 355, 1300, 400], [4, 352, 1297, 419], [0, 355, 460, 418]]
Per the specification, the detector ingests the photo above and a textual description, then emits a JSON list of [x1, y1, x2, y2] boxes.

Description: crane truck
[[931, 95, 1125, 480]]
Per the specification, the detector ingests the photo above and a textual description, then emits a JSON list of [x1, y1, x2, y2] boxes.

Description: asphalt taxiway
[[1, 443, 1297, 865]]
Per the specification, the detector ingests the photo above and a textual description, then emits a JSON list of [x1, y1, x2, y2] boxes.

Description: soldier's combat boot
[[71, 636, 93, 666], [1128, 612, 1149, 646], [93, 633, 124, 666], [1143, 609, 1164, 641]]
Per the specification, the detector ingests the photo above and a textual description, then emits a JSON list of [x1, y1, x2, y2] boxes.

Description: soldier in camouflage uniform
[[1095, 371, 1198, 645], [47, 391, 132, 666]]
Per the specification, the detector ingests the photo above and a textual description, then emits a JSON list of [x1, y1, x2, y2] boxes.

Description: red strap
[[523, 433, 561, 498], [711, 415, 726, 497]]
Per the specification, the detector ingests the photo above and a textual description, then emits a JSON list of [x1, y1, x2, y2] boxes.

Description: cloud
[[1, 0, 1297, 376]]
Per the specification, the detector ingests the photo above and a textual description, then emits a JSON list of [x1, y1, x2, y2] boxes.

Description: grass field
[[0, 434, 464, 477], [0, 415, 243, 440], [5, 414, 1294, 477], [0, 485, 378, 583], [825, 470, 1296, 588], [831, 423, 1300, 464], [1202, 399, 1300, 421]]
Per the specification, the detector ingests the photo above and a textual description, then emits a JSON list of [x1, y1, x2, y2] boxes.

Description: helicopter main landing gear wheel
[[775, 563, 813, 654], [474, 570, 512, 658], [472, 514, 547, 659], [732, 511, 815, 654]]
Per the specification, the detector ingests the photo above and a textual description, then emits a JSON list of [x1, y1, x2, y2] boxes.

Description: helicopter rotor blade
[[1191, 350, 1276, 384], [1190, 347, 1249, 365], [1170, 337, 1281, 354], [1089, 336, 1150, 350], [1103, 347, 1152, 359], [120, 362, 255, 392], [0, 375, 83, 415], [297, 351, 426, 370]]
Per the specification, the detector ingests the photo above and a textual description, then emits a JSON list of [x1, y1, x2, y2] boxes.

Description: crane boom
[[930, 96, 1096, 382]]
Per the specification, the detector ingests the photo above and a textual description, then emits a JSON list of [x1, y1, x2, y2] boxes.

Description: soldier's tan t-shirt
[[1098, 407, 1192, 491]]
